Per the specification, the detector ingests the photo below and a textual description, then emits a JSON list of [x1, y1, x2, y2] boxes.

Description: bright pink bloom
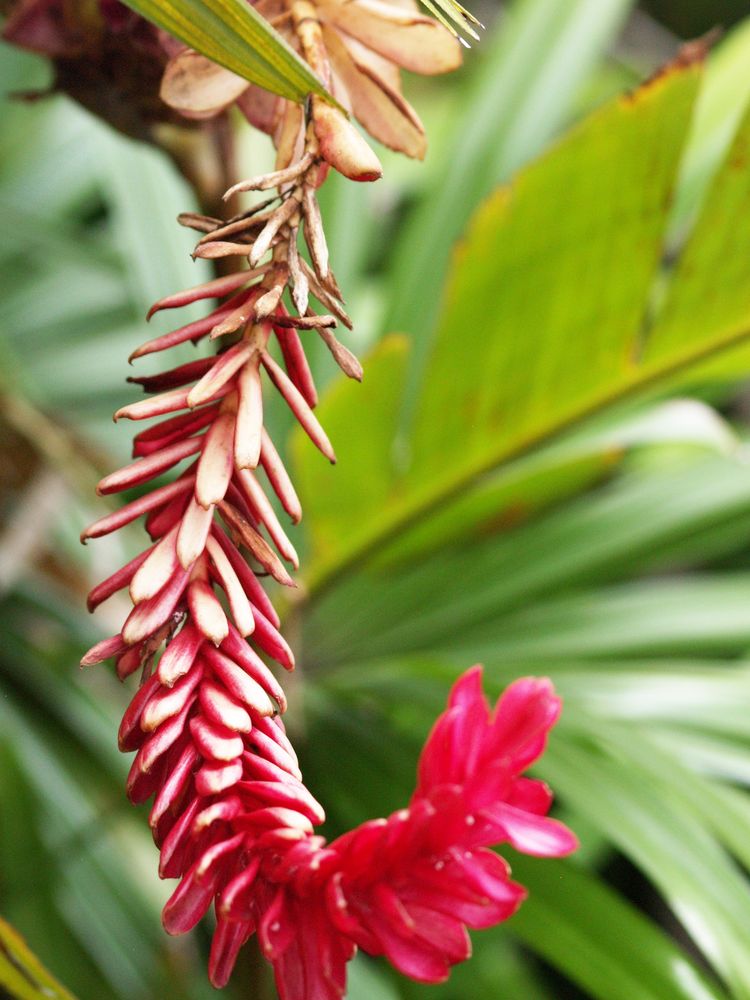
[[215, 667, 577, 996]]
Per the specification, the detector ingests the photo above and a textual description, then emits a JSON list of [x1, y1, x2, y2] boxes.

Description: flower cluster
[[76, 0, 576, 994], [160, 0, 465, 176], [258, 667, 577, 997]]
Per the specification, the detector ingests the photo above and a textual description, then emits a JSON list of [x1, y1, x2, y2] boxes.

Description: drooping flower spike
[[77, 0, 575, 993]]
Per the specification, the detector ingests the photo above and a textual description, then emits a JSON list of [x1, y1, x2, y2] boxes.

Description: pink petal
[[188, 576, 229, 644], [492, 677, 561, 771], [237, 780, 325, 825], [221, 624, 289, 708], [330, 818, 390, 881], [235, 357, 264, 469], [259, 887, 295, 961], [243, 606, 295, 671], [363, 892, 451, 983], [162, 863, 220, 935], [189, 715, 244, 761], [402, 901, 470, 965], [246, 728, 301, 780], [116, 646, 144, 681], [326, 874, 378, 948], [199, 678, 253, 733], [274, 323, 318, 408], [260, 428, 302, 525], [158, 797, 201, 879], [194, 832, 245, 882], [129, 524, 180, 604], [133, 404, 221, 458], [130, 299, 244, 361], [507, 776, 554, 815], [217, 857, 262, 921], [118, 674, 161, 752], [242, 751, 303, 788], [121, 566, 190, 645], [235, 468, 299, 568], [135, 696, 195, 776], [80, 632, 128, 667], [193, 796, 243, 834], [147, 271, 253, 320], [196, 411, 235, 508], [206, 647, 275, 717], [81, 477, 194, 540], [141, 660, 204, 732], [209, 915, 254, 988], [206, 534, 255, 637], [263, 349, 337, 462], [86, 545, 153, 611], [128, 356, 215, 395], [484, 802, 579, 858], [195, 757, 244, 796], [271, 897, 354, 1000], [253, 714, 299, 768], [145, 479, 194, 538], [158, 623, 204, 687], [211, 525, 281, 626], [186, 342, 251, 408], [149, 743, 199, 834], [177, 496, 214, 568], [402, 849, 526, 929], [235, 805, 314, 835]]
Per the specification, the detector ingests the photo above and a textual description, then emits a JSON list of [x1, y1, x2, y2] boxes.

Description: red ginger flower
[[75, 8, 573, 987], [230, 666, 577, 996], [78, 142, 576, 991]]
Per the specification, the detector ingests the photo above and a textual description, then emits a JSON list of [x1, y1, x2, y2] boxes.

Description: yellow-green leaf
[[296, 59, 705, 592], [0, 917, 79, 1000], [120, 0, 332, 104]]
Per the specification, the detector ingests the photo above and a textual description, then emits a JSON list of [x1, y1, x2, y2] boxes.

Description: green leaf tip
[[418, 0, 483, 45]]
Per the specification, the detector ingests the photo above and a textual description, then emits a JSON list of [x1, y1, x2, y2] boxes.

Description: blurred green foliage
[[4, 3, 750, 1000]]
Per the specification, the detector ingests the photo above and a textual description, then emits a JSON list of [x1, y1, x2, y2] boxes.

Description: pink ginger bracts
[[79, 2, 576, 993]]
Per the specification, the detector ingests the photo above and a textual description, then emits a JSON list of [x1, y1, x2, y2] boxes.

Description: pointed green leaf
[[0, 916, 79, 1000], [120, 0, 332, 104], [644, 86, 750, 368], [409, 64, 700, 511], [548, 733, 750, 996], [301, 450, 750, 668], [385, 0, 636, 419], [670, 14, 750, 234], [509, 858, 728, 1000]]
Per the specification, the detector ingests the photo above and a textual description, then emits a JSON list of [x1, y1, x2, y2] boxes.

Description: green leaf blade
[[120, 0, 331, 103], [645, 100, 750, 366], [509, 858, 729, 1000], [411, 63, 701, 495], [0, 916, 79, 1000]]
